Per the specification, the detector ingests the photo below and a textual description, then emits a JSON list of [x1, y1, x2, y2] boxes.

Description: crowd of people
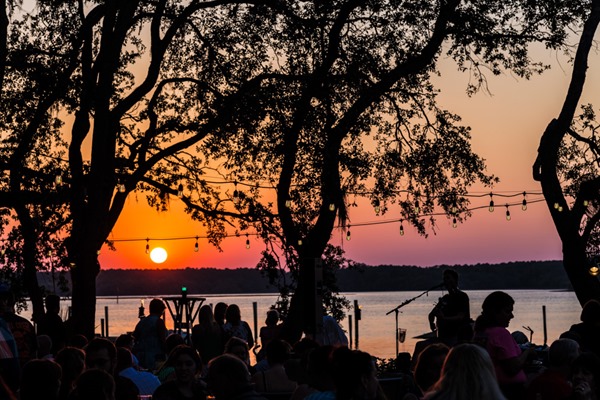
[[0, 271, 599, 400]]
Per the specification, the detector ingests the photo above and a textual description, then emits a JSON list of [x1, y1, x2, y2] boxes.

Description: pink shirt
[[483, 327, 527, 385]]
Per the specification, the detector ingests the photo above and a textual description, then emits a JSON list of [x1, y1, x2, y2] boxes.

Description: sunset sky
[[98, 43, 600, 271]]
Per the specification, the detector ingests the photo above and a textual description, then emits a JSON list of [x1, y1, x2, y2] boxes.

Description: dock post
[[253, 302, 258, 347], [354, 300, 361, 349], [348, 315, 353, 348], [100, 319, 105, 337], [105, 306, 109, 338], [542, 305, 547, 346]]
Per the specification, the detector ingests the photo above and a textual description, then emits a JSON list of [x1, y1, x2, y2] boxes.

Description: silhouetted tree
[[533, 0, 600, 306], [198, 0, 589, 342], [0, 1, 590, 340]]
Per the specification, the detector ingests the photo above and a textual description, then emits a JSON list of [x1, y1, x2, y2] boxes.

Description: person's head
[[20, 359, 62, 400], [115, 333, 134, 349], [331, 347, 379, 400], [305, 345, 335, 390], [265, 339, 292, 365], [115, 347, 134, 373], [85, 337, 117, 373], [430, 343, 504, 400], [480, 291, 515, 328], [207, 354, 252, 399], [166, 333, 185, 354], [265, 310, 280, 326], [413, 342, 450, 394], [166, 345, 203, 383], [214, 302, 228, 324], [55, 346, 86, 384], [37, 334, 53, 357], [73, 368, 116, 400], [69, 334, 89, 349], [224, 337, 250, 365], [442, 269, 459, 290], [149, 298, 166, 315], [571, 352, 600, 394], [580, 299, 600, 324], [548, 338, 579, 368], [225, 304, 241, 325], [45, 294, 61, 314], [199, 304, 216, 325]]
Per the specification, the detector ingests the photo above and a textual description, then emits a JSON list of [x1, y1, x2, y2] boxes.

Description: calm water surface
[[23, 289, 581, 360]]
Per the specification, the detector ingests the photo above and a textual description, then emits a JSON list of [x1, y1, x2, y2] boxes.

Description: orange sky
[[98, 42, 599, 270]]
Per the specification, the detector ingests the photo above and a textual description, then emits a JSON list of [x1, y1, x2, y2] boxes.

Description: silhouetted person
[[37, 294, 67, 354], [413, 343, 450, 396], [55, 346, 86, 400], [473, 291, 534, 400], [192, 305, 224, 366], [526, 338, 579, 400], [207, 354, 266, 400], [256, 310, 282, 361], [0, 286, 37, 367], [72, 368, 116, 400], [20, 358, 62, 400], [116, 347, 161, 396], [85, 337, 139, 400], [133, 298, 168, 371], [428, 269, 471, 346], [568, 299, 600, 357], [153, 345, 207, 400], [423, 343, 506, 400], [223, 304, 254, 349]]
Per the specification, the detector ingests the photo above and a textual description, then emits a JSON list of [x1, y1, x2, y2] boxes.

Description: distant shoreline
[[38, 260, 570, 297]]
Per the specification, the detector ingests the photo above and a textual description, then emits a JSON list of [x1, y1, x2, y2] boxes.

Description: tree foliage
[[0, 0, 590, 338]]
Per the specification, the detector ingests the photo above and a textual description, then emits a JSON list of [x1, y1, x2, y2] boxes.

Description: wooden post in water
[[253, 302, 258, 347], [348, 315, 353, 348], [542, 305, 547, 346], [354, 300, 360, 349], [100, 319, 105, 337], [105, 306, 109, 338]]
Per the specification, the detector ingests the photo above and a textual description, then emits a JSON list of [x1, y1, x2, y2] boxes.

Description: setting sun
[[149, 247, 168, 264]]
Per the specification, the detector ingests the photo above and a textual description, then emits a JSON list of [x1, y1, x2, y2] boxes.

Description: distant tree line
[[36, 261, 570, 297]]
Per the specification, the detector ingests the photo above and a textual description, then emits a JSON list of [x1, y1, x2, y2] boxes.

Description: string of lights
[[105, 194, 549, 248]]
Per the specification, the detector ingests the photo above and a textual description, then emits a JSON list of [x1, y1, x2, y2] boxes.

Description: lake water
[[22, 289, 581, 361]]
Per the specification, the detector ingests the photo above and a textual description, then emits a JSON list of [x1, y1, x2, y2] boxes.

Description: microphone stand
[[386, 284, 443, 358]]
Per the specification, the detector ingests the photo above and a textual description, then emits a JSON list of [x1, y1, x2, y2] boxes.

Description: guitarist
[[428, 269, 472, 346]]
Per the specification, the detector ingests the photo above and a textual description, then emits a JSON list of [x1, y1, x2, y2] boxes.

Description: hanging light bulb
[[285, 199, 292, 208], [590, 265, 599, 276], [554, 202, 560, 209], [232, 182, 240, 205], [329, 203, 336, 211], [177, 183, 184, 198], [298, 239, 303, 246], [414, 199, 420, 215], [245, 234, 250, 249], [451, 204, 458, 214], [505, 205, 511, 221], [583, 199, 589, 207], [521, 195, 527, 211], [488, 193, 494, 212], [399, 222, 404, 236], [194, 237, 199, 252], [452, 217, 457, 228], [558, 205, 563, 212], [145, 239, 150, 254], [374, 199, 381, 216], [118, 183, 126, 193], [346, 227, 351, 241], [55, 175, 62, 185]]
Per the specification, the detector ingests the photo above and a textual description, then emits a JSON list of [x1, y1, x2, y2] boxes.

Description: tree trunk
[[69, 250, 99, 339]]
